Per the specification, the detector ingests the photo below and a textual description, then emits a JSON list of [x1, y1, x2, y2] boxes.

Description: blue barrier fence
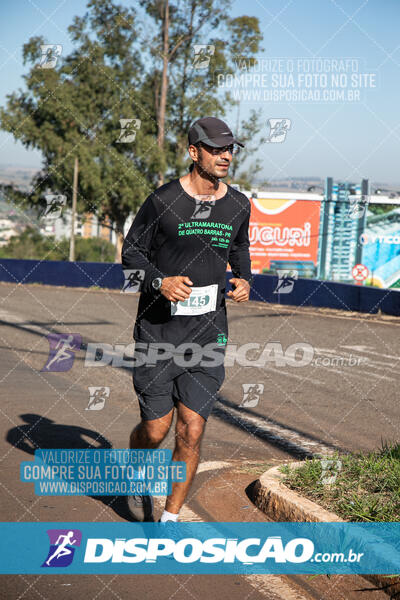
[[0, 258, 124, 289], [0, 258, 399, 316], [249, 273, 400, 316]]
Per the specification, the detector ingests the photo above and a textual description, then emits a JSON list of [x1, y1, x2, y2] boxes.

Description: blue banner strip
[[1, 522, 400, 574]]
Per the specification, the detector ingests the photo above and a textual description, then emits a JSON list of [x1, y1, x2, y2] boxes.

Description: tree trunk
[[69, 156, 78, 262], [114, 227, 124, 263], [157, 0, 169, 187]]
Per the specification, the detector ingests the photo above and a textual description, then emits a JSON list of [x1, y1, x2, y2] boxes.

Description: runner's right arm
[[122, 196, 192, 300], [121, 195, 164, 294]]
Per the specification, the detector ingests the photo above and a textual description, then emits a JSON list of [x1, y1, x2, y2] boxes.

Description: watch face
[[152, 278, 162, 290]]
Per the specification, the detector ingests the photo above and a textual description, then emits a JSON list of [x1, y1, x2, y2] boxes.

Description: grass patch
[[280, 442, 400, 522], [238, 461, 273, 475]]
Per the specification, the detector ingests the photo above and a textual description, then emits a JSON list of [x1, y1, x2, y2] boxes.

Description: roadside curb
[[253, 463, 400, 598]]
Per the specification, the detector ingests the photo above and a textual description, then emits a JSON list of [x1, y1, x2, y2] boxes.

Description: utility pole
[[157, 0, 169, 187], [354, 178, 369, 267], [318, 177, 332, 280], [69, 156, 78, 262]]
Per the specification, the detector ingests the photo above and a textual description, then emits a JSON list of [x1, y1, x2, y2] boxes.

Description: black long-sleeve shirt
[[121, 178, 252, 348]]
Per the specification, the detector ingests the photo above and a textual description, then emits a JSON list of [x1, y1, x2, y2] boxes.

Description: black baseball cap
[[188, 117, 244, 148]]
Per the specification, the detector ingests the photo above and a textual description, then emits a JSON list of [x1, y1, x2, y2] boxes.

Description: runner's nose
[[219, 149, 232, 159]]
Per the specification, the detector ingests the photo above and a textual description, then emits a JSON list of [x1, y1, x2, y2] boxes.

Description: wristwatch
[[151, 277, 163, 291]]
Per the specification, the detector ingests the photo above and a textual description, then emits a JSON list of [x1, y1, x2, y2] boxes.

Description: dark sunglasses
[[200, 143, 241, 156]]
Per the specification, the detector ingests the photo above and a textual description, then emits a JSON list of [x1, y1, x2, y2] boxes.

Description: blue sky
[[0, 0, 399, 184]]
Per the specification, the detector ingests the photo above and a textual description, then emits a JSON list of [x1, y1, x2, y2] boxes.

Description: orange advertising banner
[[249, 196, 322, 273]]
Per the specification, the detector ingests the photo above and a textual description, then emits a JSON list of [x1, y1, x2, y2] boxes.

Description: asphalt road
[[0, 281, 397, 600]]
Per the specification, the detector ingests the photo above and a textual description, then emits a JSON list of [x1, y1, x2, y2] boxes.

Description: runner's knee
[[130, 419, 170, 446], [175, 418, 205, 450], [142, 419, 171, 445]]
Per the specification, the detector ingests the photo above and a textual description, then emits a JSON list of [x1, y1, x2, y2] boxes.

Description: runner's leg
[[164, 402, 206, 515], [129, 409, 174, 449], [127, 410, 174, 521]]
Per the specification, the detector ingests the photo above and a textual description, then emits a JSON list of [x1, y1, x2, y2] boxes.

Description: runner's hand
[[227, 278, 250, 303], [161, 276, 193, 302]]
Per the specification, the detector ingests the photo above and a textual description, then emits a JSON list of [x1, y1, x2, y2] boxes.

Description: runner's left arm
[[228, 210, 252, 284]]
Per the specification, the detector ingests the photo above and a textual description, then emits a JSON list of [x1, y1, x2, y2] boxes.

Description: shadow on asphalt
[[213, 396, 343, 459], [0, 319, 112, 331], [227, 312, 294, 323], [6, 413, 138, 521]]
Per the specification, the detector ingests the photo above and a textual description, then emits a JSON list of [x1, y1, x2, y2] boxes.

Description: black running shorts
[[132, 350, 225, 421]]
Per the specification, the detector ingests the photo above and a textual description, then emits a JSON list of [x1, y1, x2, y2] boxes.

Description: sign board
[[352, 263, 369, 282], [248, 196, 321, 274]]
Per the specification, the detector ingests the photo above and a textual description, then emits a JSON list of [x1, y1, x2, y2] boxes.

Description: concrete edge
[[253, 463, 343, 523], [253, 463, 400, 597]]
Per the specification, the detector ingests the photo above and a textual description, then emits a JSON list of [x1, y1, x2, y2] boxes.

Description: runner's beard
[[198, 161, 229, 182]]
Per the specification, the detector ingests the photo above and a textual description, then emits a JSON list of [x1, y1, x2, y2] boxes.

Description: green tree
[[139, 0, 263, 181], [0, 0, 153, 261], [367, 204, 398, 216], [1, 0, 264, 262], [0, 227, 115, 262]]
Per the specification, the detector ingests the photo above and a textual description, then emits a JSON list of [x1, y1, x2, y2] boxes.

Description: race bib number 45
[[171, 284, 218, 316]]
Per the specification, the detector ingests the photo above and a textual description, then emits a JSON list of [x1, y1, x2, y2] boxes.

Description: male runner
[[121, 117, 252, 522]]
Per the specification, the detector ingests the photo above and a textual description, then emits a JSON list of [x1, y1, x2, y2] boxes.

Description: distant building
[[0, 217, 20, 246], [317, 179, 369, 281], [40, 209, 132, 243]]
